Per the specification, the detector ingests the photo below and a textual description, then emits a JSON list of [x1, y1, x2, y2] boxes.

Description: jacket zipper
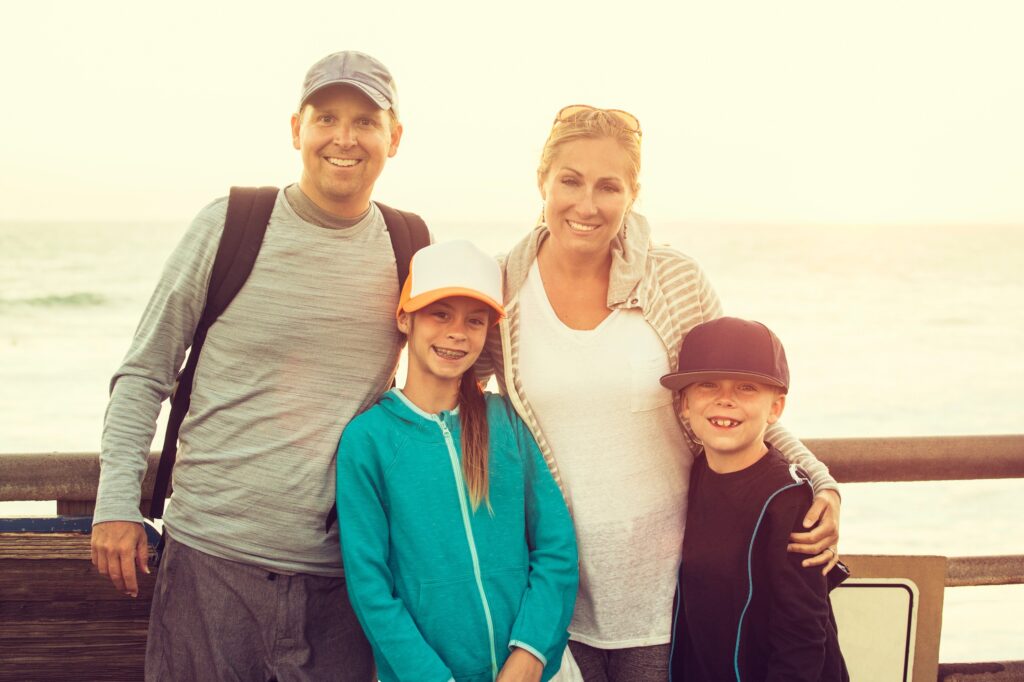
[[436, 417, 499, 681], [733, 480, 806, 681]]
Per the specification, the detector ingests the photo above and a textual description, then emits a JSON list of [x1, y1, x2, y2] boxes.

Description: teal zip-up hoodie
[[336, 389, 579, 682]]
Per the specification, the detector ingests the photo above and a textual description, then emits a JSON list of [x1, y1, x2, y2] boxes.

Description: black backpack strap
[[324, 202, 430, 533], [376, 201, 431, 285], [149, 186, 278, 519]]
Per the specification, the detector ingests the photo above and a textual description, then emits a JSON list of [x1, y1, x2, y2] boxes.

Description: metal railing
[[2, 434, 1023, 680]]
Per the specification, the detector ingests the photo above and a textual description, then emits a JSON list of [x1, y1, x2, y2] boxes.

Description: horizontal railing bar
[[946, 555, 1024, 587], [0, 452, 161, 502], [802, 434, 1024, 483], [1, 435, 1023, 501], [938, 660, 1024, 681]]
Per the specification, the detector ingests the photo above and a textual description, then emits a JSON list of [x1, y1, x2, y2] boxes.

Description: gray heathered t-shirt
[[94, 189, 404, 575]]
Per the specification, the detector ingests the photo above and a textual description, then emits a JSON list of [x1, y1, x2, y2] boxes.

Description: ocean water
[[1, 219, 1022, 663]]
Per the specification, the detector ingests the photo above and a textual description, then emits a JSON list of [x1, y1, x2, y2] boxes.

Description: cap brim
[[659, 370, 787, 392], [302, 79, 390, 110], [399, 287, 506, 323]]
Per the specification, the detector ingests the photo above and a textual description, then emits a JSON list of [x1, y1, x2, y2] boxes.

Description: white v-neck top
[[517, 261, 691, 647]]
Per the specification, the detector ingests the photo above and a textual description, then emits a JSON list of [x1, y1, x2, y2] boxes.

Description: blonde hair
[[537, 108, 642, 195], [458, 368, 490, 511]]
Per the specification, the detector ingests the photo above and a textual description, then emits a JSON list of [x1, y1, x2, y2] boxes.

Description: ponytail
[[458, 368, 490, 511]]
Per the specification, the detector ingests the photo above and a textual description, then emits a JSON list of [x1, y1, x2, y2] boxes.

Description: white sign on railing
[[832, 578, 921, 681]]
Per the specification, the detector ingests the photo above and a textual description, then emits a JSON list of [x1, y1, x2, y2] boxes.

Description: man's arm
[[90, 521, 150, 597], [91, 198, 226, 595]]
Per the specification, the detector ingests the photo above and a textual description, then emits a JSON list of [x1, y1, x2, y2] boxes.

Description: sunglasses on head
[[553, 104, 642, 136]]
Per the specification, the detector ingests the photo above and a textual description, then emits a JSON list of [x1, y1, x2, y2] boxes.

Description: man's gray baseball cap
[[299, 51, 398, 115]]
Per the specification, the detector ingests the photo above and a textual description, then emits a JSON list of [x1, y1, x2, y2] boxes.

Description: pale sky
[[2, 0, 1023, 226]]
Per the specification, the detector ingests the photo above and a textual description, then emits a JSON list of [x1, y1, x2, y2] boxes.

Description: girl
[[336, 240, 579, 682]]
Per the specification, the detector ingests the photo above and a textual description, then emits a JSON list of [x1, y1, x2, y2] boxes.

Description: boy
[[660, 317, 848, 681]]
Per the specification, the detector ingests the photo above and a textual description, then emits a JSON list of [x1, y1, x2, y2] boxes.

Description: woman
[[476, 105, 841, 681]]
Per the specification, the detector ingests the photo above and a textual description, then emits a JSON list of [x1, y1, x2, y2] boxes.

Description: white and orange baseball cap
[[397, 241, 506, 322]]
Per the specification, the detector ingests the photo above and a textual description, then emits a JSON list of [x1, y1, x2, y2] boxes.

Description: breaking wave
[[0, 292, 107, 308]]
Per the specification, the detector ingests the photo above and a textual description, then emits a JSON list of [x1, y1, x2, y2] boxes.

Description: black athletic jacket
[[669, 447, 848, 682]]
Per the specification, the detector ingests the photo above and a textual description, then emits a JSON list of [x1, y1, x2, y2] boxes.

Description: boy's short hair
[[660, 317, 790, 393]]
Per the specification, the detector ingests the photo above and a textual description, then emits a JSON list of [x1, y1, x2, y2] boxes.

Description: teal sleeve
[[506, 409, 579, 674], [336, 423, 454, 682]]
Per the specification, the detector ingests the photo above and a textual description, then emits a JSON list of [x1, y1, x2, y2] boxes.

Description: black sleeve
[[763, 485, 831, 682]]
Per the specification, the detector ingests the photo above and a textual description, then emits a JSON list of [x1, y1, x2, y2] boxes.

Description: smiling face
[[538, 136, 636, 263], [682, 378, 786, 472], [398, 296, 491, 392], [290, 84, 402, 218]]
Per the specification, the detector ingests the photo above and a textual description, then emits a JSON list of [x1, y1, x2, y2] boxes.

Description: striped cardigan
[[476, 212, 838, 507]]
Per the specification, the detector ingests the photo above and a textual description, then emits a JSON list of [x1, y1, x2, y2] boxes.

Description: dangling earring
[[538, 203, 547, 227]]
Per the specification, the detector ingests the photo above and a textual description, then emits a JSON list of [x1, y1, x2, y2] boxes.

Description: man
[[91, 51, 410, 681]]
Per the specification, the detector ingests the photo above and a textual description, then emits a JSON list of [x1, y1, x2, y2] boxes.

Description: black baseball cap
[[660, 317, 790, 393]]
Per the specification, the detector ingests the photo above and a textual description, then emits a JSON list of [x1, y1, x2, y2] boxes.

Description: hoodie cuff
[[508, 640, 547, 667]]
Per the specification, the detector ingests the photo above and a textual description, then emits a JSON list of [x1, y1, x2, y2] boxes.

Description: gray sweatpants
[[145, 534, 374, 682]]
